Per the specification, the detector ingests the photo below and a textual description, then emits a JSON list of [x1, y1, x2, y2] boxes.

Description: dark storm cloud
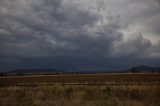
[[0, 0, 120, 57], [154, 0, 160, 4], [0, 0, 160, 71]]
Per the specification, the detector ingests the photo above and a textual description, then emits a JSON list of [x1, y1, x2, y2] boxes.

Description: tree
[[0, 72, 4, 77], [17, 72, 23, 76], [131, 67, 137, 73], [4, 72, 7, 76]]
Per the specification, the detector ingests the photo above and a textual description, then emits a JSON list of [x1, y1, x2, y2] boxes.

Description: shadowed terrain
[[0, 84, 160, 106]]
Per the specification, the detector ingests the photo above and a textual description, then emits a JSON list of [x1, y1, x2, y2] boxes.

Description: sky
[[0, 0, 160, 72]]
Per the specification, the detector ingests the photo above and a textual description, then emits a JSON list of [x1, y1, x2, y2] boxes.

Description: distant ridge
[[9, 69, 64, 73], [5, 65, 160, 75], [7, 69, 65, 75], [130, 65, 160, 72]]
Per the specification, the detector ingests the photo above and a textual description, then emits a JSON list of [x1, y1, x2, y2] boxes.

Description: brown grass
[[0, 73, 160, 85], [0, 84, 160, 106], [0, 73, 160, 106]]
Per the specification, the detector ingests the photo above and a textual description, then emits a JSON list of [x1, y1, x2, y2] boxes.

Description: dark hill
[[7, 69, 65, 75], [130, 66, 160, 72]]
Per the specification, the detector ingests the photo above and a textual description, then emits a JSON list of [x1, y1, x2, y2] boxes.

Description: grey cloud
[[0, 0, 117, 57], [0, 0, 159, 57], [154, 0, 160, 4], [143, 41, 160, 58], [0, 0, 160, 71], [112, 33, 152, 57]]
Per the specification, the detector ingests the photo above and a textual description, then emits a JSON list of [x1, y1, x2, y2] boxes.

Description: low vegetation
[[0, 73, 160, 106], [0, 73, 160, 85], [0, 84, 160, 106]]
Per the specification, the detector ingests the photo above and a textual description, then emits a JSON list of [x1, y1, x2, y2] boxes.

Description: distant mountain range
[[129, 66, 160, 72], [7, 69, 65, 75], [5, 65, 160, 75], [118, 66, 160, 73]]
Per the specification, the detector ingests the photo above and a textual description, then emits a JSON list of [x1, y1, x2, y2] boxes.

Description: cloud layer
[[0, 0, 160, 71]]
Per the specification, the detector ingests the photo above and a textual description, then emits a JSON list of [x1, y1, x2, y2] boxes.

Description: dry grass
[[0, 73, 160, 85], [0, 73, 160, 106], [0, 84, 160, 106]]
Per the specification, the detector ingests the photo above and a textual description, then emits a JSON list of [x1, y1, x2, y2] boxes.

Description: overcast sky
[[0, 0, 160, 71]]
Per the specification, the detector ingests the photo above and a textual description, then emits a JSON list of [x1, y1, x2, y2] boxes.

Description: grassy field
[[0, 73, 160, 106], [0, 73, 160, 85], [0, 84, 160, 106]]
